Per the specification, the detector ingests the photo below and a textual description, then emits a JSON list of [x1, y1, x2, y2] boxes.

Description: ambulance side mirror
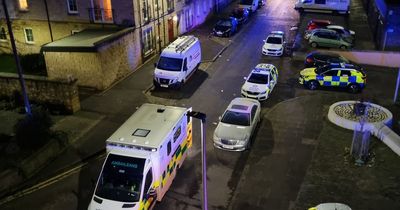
[[243, 76, 247, 80], [183, 65, 188, 71], [218, 116, 222, 120], [149, 187, 156, 196]]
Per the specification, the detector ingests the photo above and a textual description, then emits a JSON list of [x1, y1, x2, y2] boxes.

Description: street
[[1, 0, 399, 210]]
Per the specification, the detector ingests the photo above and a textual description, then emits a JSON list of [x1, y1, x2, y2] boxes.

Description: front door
[[168, 19, 174, 43]]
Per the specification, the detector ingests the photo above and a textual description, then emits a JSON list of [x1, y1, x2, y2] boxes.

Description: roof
[[42, 27, 133, 52], [106, 103, 188, 149], [162, 35, 198, 55], [270, 31, 284, 36], [255, 63, 276, 71], [228, 98, 258, 113]]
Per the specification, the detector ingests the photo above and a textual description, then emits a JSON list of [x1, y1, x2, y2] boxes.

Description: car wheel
[[307, 80, 318, 90], [310, 42, 318, 48], [339, 45, 347, 50], [348, 83, 360, 93]]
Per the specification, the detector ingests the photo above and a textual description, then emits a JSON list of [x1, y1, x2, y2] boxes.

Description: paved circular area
[[328, 101, 393, 131]]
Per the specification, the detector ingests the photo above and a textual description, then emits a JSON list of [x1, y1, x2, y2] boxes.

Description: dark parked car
[[213, 17, 238, 37], [231, 8, 249, 24], [304, 51, 356, 68]]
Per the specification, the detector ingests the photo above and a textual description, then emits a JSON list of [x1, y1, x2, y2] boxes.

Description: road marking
[[0, 152, 107, 206]]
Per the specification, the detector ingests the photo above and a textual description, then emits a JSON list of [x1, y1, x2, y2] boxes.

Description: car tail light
[[306, 58, 314, 64]]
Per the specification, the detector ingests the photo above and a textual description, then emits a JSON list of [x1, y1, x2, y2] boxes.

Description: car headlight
[[260, 91, 267, 94], [278, 48, 283, 51], [213, 133, 220, 142], [237, 140, 246, 146]]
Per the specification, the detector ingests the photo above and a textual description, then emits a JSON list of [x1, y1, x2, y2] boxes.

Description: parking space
[[293, 0, 376, 53]]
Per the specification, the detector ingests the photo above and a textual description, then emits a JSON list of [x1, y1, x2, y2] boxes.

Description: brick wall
[[45, 29, 142, 90], [0, 73, 80, 113]]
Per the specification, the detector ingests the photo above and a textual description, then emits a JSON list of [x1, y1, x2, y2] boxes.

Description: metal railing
[[88, 8, 114, 23]]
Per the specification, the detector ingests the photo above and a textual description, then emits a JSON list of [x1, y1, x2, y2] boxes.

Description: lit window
[[24, 28, 34, 44], [67, 0, 78, 14], [0, 27, 7, 41], [19, 0, 28, 11]]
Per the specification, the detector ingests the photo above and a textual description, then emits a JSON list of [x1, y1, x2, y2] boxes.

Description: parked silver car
[[213, 97, 261, 151], [308, 29, 353, 49]]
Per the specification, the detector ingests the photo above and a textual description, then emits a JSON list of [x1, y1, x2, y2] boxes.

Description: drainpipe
[[156, 0, 161, 52], [43, 0, 53, 42], [136, 0, 144, 62], [1, 0, 32, 116], [162, 0, 166, 41]]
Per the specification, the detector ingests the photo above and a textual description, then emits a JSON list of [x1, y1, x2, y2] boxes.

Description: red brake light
[[306, 58, 314, 63]]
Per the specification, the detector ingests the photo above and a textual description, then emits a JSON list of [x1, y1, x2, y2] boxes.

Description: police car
[[241, 64, 278, 100], [299, 63, 366, 93]]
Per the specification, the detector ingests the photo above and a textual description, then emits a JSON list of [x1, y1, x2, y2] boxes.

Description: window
[[143, 28, 154, 55], [173, 126, 182, 142], [24, 28, 34, 44], [18, 0, 28, 11], [340, 70, 351, 77], [142, 0, 150, 22], [143, 168, 153, 194], [323, 70, 339, 76], [0, 27, 6, 41], [167, 0, 174, 12], [315, 0, 326, 4], [167, 141, 171, 156], [67, 0, 78, 14], [251, 105, 257, 122]]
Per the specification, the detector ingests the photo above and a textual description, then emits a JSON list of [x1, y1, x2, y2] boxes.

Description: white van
[[88, 103, 193, 210], [154, 35, 201, 88], [239, 0, 259, 13], [294, 0, 350, 14]]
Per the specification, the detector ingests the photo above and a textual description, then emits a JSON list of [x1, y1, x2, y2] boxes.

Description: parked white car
[[213, 98, 261, 151], [308, 203, 352, 210], [262, 31, 286, 56], [241, 63, 278, 101]]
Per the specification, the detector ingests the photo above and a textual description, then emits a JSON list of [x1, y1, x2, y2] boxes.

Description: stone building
[[0, 0, 233, 89]]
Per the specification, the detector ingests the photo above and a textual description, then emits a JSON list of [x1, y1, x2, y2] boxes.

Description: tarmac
[[1, 1, 400, 209]]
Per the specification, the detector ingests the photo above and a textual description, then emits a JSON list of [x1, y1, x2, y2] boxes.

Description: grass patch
[[294, 122, 400, 210], [0, 54, 17, 73]]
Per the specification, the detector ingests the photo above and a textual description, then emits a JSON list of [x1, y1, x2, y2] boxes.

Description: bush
[[14, 106, 53, 149], [19, 54, 47, 76]]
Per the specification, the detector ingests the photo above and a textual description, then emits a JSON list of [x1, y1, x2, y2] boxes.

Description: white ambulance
[[154, 35, 201, 88], [295, 0, 350, 14], [88, 103, 193, 210]]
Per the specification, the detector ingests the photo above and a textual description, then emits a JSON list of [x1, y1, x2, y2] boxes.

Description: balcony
[[88, 8, 114, 24]]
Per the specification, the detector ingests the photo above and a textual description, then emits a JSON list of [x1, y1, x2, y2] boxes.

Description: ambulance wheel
[[307, 80, 319, 90], [348, 83, 360, 93], [339, 45, 347, 50], [310, 42, 318, 48]]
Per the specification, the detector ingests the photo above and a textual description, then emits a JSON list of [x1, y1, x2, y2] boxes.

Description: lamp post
[[2, 0, 32, 116], [187, 111, 208, 210]]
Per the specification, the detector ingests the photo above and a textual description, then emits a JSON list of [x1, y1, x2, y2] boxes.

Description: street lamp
[[187, 111, 208, 210], [1, 0, 32, 116]]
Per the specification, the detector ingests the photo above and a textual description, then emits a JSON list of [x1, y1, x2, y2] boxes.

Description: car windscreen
[[216, 20, 231, 27], [266, 37, 282, 44], [221, 110, 250, 126], [247, 73, 269, 84], [240, 0, 253, 5], [95, 154, 145, 203], [157, 56, 183, 71]]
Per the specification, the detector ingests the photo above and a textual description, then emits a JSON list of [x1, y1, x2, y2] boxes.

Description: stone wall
[[0, 73, 80, 113], [45, 29, 142, 90]]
